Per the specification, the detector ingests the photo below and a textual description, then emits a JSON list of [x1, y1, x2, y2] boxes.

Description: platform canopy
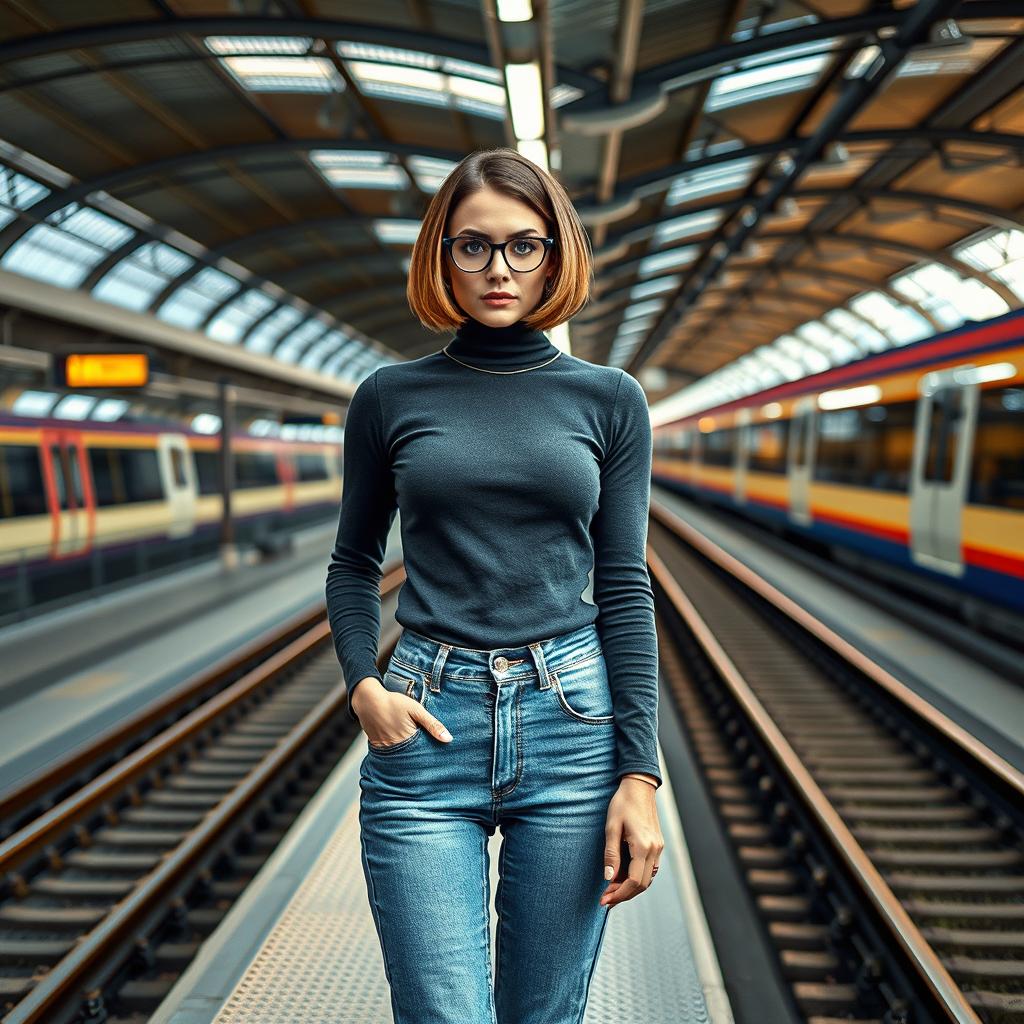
[[0, 1, 1022, 411]]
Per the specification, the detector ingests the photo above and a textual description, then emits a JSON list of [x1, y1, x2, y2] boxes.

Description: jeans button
[[494, 656, 509, 672]]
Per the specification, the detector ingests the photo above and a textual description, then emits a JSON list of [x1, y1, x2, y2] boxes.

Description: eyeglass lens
[[449, 237, 547, 272]]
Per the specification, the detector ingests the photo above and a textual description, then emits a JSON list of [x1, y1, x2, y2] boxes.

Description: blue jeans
[[358, 622, 620, 1024]]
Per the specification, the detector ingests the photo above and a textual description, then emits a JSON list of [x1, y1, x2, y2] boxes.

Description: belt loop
[[528, 641, 553, 691], [429, 642, 451, 695]]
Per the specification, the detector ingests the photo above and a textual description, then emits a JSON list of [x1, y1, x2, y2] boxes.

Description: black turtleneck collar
[[444, 315, 560, 371]]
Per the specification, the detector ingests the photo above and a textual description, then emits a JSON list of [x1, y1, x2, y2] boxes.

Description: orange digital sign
[[61, 353, 149, 389]]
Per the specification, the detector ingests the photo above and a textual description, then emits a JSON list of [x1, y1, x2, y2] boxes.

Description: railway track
[[650, 500, 1024, 1024], [0, 563, 406, 1024]]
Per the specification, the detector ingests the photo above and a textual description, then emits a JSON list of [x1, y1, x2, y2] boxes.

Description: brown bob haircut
[[406, 147, 594, 334]]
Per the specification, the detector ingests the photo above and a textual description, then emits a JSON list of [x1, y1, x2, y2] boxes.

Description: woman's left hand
[[600, 775, 665, 907]]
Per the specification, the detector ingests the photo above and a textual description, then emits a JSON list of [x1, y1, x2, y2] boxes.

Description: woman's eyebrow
[[457, 228, 544, 238]]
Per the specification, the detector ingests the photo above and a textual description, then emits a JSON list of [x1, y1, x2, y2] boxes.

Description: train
[[650, 306, 1024, 633], [0, 415, 342, 573]]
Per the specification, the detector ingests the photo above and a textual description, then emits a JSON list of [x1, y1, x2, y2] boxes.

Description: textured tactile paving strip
[[212, 759, 714, 1023]]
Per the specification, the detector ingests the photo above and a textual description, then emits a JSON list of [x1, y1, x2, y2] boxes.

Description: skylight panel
[[653, 209, 722, 246], [207, 289, 276, 343], [1, 204, 134, 288], [204, 37, 342, 93], [955, 228, 1024, 302], [666, 156, 759, 205], [158, 266, 240, 329], [892, 262, 1008, 329], [219, 55, 342, 93], [639, 246, 698, 277], [795, 320, 860, 363], [276, 319, 330, 364], [374, 219, 421, 245], [12, 390, 58, 417], [624, 299, 665, 320], [302, 330, 350, 371], [706, 49, 833, 112], [849, 291, 931, 345], [407, 155, 458, 193], [340, 49, 507, 119], [823, 308, 889, 354], [93, 241, 194, 311], [310, 150, 410, 190], [630, 276, 681, 300], [0, 166, 49, 230], [91, 398, 129, 421], [245, 303, 304, 354], [774, 334, 831, 373]]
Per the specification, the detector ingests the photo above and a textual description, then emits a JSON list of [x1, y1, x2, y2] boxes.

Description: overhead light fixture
[[497, 0, 533, 21], [505, 61, 545, 140], [928, 18, 968, 47]]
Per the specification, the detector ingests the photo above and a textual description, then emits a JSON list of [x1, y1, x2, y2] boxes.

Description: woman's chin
[[474, 303, 522, 325]]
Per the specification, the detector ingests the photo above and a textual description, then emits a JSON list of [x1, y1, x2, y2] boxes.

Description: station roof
[[0, 2, 1022, 420]]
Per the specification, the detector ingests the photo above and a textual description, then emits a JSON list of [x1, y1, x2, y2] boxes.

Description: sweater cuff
[[616, 763, 663, 789], [346, 670, 383, 722]]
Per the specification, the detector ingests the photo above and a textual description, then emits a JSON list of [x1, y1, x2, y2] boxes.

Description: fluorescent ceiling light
[[12, 390, 58, 416], [517, 137, 549, 170], [497, 0, 533, 21], [505, 61, 544, 140], [92, 398, 129, 421], [666, 157, 758, 205], [707, 51, 832, 111], [630, 276, 680, 300], [54, 394, 97, 420]]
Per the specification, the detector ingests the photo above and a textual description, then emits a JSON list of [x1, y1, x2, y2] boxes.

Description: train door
[[40, 429, 95, 558], [909, 369, 977, 576], [734, 409, 750, 505], [787, 396, 817, 526], [157, 434, 197, 538]]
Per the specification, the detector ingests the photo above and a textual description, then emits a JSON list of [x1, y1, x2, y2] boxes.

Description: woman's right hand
[[350, 676, 453, 748]]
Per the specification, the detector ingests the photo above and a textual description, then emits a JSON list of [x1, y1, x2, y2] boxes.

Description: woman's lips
[[482, 296, 516, 306]]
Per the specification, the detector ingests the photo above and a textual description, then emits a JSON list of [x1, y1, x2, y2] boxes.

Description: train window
[[0, 445, 46, 518], [924, 386, 963, 484], [295, 452, 328, 482], [88, 448, 124, 506], [969, 385, 1024, 509], [170, 447, 188, 488], [813, 401, 915, 490], [748, 420, 788, 474], [235, 451, 278, 489], [702, 427, 736, 467], [192, 450, 221, 495], [120, 449, 164, 503]]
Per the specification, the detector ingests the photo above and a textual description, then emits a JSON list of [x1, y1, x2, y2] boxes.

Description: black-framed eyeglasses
[[442, 234, 555, 273]]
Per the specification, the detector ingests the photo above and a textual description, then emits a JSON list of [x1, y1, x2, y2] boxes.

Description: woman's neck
[[444, 315, 559, 371]]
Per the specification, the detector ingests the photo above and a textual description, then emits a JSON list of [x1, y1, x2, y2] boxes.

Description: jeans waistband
[[392, 622, 602, 685]]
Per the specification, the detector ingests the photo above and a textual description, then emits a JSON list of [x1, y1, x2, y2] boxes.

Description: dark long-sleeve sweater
[[325, 315, 661, 787]]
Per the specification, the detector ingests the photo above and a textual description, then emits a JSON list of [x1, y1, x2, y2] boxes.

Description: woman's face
[[444, 184, 555, 326]]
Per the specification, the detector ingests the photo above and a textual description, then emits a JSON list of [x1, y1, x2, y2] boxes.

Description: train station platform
[[148, 738, 732, 1024], [652, 485, 1024, 774], [0, 516, 399, 795]]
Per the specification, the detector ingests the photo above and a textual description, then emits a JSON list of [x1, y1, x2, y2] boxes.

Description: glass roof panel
[[652, 209, 723, 247], [93, 241, 194, 311], [630, 275, 681, 300], [245, 303, 304, 354], [955, 228, 1024, 302], [892, 262, 1009, 329], [666, 156, 760, 206], [207, 289, 277, 343], [849, 291, 932, 345], [823, 308, 889, 354], [276, 319, 330, 364], [1, 204, 133, 288], [0, 166, 49, 230], [158, 266, 241, 329], [310, 149, 410, 190], [638, 246, 698, 277]]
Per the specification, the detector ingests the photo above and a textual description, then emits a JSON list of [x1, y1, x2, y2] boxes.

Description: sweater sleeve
[[325, 368, 398, 724], [591, 369, 662, 788]]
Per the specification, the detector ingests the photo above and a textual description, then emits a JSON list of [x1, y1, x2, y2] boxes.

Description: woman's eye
[[514, 240, 539, 254]]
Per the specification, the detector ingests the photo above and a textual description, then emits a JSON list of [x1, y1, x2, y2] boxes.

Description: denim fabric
[[358, 621, 619, 1024]]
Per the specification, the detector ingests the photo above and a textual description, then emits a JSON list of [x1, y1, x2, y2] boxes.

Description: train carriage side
[[651, 316, 1024, 619]]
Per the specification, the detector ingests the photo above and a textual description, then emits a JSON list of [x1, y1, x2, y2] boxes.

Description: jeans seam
[[493, 825, 509, 1015], [482, 832, 498, 1024], [574, 905, 611, 1024]]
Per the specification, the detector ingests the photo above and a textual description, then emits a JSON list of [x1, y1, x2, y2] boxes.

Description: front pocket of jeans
[[550, 655, 614, 724], [368, 725, 424, 754]]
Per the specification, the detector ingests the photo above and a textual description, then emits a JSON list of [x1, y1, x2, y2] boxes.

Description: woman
[[326, 146, 664, 1024]]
